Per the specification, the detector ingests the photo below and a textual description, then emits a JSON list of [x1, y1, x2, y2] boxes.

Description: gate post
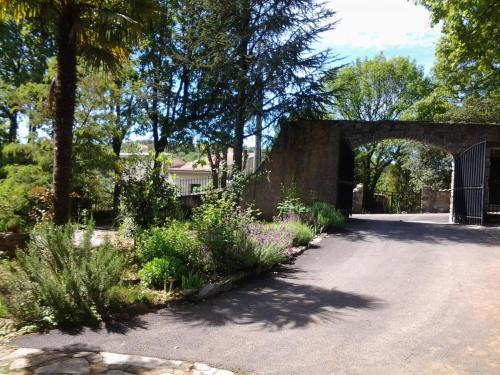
[[449, 158, 455, 223], [484, 147, 491, 217]]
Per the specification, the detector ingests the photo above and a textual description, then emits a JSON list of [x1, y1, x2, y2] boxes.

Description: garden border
[[185, 233, 327, 301]]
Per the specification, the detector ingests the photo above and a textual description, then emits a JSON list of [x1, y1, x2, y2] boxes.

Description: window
[[190, 184, 201, 193]]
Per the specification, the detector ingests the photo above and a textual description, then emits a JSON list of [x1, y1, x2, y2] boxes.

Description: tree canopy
[[417, 0, 500, 96]]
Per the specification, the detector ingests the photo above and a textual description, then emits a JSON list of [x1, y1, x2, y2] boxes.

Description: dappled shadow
[[161, 271, 384, 331], [100, 315, 149, 334], [41, 343, 102, 353], [31, 311, 150, 337], [343, 218, 500, 246]]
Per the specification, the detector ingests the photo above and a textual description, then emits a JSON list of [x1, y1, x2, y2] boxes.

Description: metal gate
[[336, 139, 355, 215], [453, 140, 487, 225]]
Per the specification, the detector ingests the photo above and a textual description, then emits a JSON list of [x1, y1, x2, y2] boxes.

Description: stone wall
[[244, 121, 342, 219], [243, 119, 500, 220], [341, 120, 500, 155], [421, 186, 451, 213]]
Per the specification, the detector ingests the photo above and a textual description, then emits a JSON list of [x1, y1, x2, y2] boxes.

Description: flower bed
[[0, 188, 344, 330]]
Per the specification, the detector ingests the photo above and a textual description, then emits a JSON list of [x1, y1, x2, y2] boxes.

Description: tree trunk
[[220, 149, 228, 188], [255, 78, 263, 171], [7, 111, 18, 142], [233, 0, 251, 171], [206, 145, 220, 189], [151, 76, 161, 158], [112, 87, 123, 215], [52, 6, 77, 225]]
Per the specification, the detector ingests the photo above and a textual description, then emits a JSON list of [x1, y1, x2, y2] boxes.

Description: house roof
[[167, 148, 255, 173], [169, 160, 211, 172]]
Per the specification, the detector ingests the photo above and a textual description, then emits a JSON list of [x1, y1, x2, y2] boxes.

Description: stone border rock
[[0, 346, 240, 375]]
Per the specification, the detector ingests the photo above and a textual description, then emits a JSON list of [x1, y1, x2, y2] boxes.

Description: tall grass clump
[[309, 202, 345, 233], [283, 221, 314, 246], [1, 222, 126, 327]]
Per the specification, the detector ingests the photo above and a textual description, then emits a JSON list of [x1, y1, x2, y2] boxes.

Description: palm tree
[[0, 0, 152, 224]]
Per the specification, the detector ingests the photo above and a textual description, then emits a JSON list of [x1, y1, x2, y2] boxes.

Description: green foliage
[[106, 285, 154, 308], [435, 96, 500, 124], [120, 154, 180, 229], [417, 0, 499, 96], [329, 54, 432, 122], [404, 145, 452, 191], [1, 222, 127, 326], [192, 191, 255, 273], [284, 221, 314, 246], [308, 202, 344, 233], [135, 221, 204, 270], [181, 272, 205, 290], [328, 55, 433, 211], [138, 257, 187, 289], [0, 142, 52, 231], [276, 183, 310, 220]]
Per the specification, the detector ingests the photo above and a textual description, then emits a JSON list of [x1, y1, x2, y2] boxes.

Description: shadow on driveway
[[161, 268, 384, 331], [343, 218, 500, 246]]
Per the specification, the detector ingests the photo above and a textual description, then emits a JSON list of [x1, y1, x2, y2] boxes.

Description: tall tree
[[328, 54, 432, 210], [138, 0, 199, 160], [196, 0, 337, 171], [0, 19, 52, 141], [1, 0, 151, 224], [417, 0, 500, 96]]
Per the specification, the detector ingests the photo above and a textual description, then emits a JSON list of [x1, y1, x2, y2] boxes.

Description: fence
[[174, 177, 213, 196]]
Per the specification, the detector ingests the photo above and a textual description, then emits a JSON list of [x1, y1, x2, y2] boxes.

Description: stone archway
[[244, 120, 500, 223]]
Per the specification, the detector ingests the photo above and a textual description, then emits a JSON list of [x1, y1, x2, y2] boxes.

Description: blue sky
[[320, 0, 441, 72], [20, 0, 441, 142]]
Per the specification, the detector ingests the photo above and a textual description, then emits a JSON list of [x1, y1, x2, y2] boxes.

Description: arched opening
[[340, 138, 453, 216]]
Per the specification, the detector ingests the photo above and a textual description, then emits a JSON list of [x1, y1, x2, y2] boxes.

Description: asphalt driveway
[[13, 214, 500, 374]]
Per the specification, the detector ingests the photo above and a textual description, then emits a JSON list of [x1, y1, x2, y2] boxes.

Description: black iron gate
[[453, 140, 487, 225], [336, 139, 355, 215]]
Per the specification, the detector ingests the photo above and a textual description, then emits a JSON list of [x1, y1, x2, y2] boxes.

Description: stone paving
[[0, 346, 238, 375]]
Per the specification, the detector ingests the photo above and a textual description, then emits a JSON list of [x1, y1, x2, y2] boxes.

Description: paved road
[[13, 214, 500, 374]]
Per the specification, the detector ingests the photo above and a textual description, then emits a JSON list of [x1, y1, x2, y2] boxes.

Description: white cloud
[[321, 0, 441, 50]]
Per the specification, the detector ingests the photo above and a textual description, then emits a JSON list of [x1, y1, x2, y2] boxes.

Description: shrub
[[246, 223, 294, 268], [135, 221, 203, 268], [120, 154, 180, 229], [0, 164, 51, 232], [276, 183, 310, 221], [0, 297, 6, 318], [138, 256, 187, 289], [1, 223, 126, 327], [308, 202, 345, 233], [192, 191, 255, 273], [284, 221, 314, 246]]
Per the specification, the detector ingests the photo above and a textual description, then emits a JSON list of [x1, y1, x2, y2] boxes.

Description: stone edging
[[0, 346, 239, 375]]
